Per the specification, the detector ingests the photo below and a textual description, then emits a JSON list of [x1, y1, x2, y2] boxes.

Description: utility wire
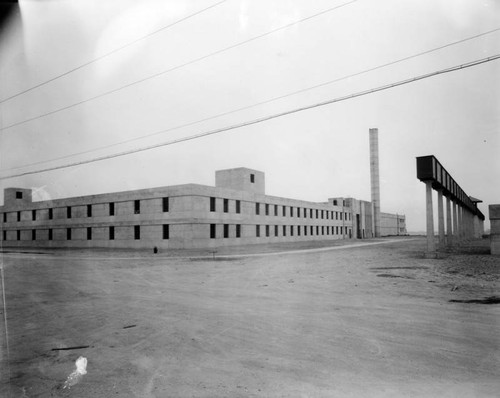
[[5, 26, 500, 172], [0, 0, 357, 132], [1, 54, 498, 180], [0, 0, 228, 104]]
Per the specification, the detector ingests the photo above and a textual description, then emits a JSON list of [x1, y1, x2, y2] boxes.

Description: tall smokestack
[[369, 128, 381, 237]]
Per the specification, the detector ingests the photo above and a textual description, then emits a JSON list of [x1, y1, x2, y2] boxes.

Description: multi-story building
[[0, 167, 406, 250]]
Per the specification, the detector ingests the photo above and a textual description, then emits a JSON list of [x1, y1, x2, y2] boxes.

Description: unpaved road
[[0, 237, 499, 397]]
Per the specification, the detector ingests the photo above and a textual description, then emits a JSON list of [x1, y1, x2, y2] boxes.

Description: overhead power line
[[5, 26, 500, 172], [0, 0, 357, 132], [0, 0, 228, 104], [1, 54, 498, 180]]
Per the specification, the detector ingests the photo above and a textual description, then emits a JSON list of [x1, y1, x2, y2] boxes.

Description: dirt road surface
[[0, 237, 499, 397]]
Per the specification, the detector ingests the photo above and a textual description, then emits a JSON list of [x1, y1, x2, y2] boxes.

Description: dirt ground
[[0, 237, 499, 397]]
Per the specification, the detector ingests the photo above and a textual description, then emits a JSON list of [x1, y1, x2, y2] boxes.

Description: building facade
[[0, 168, 406, 250]]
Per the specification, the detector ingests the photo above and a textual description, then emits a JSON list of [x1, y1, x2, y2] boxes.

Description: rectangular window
[[335, 212, 338, 220], [322, 226, 325, 235], [2, 213, 6, 223], [256, 225, 260, 237], [87, 227, 92, 240], [297, 208, 300, 218], [17, 230, 20, 240], [321, 210, 324, 219], [326, 211, 329, 220], [236, 200, 241, 214], [67, 207, 72, 219], [265, 204, 269, 216], [49, 229, 53, 240], [224, 199, 229, 213], [336, 226, 339, 235], [266, 225, 270, 237], [224, 224, 229, 238], [32, 229, 36, 240], [2, 230, 6, 241], [17, 211, 21, 222], [109, 202, 115, 216], [303, 208, 307, 218], [298, 225, 301, 236], [290, 225, 294, 236], [67, 228, 71, 240], [255, 202, 260, 215], [304, 226, 307, 236], [134, 200, 140, 214], [210, 224, 216, 239], [109, 226, 115, 240], [310, 226, 314, 235], [316, 209, 319, 219], [163, 224, 169, 239], [282, 206, 286, 217], [283, 225, 286, 236], [327, 226, 330, 235], [134, 225, 140, 240], [16, 191, 23, 199], [236, 224, 241, 238], [162, 197, 169, 212], [290, 207, 294, 217], [275, 225, 278, 237], [310, 209, 313, 218], [250, 173, 255, 183], [316, 226, 319, 235], [210, 197, 216, 212], [32, 210, 36, 221], [340, 212, 343, 220], [274, 205, 278, 216], [87, 204, 92, 217]]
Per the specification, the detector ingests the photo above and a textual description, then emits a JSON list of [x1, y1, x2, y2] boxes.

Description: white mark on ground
[[63, 356, 87, 389]]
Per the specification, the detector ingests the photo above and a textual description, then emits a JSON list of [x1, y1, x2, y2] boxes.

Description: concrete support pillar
[[453, 201, 458, 241], [458, 206, 464, 241], [425, 181, 435, 253], [446, 195, 452, 247], [437, 189, 445, 248], [469, 212, 472, 238], [464, 207, 471, 239]]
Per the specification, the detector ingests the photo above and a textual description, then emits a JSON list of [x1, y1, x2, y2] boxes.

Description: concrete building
[[380, 212, 407, 237], [0, 168, 406, 250]]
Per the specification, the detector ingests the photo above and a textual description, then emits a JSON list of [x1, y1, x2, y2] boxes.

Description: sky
[[0, 0, 499, 233]]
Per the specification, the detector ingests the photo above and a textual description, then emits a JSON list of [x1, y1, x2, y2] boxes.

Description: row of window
[[210, 197, 351, 221], [210, 224, 351, 239], [2, 196, 353, 224], [2, 223, 351, 241], [2, 225, 170, 241], [1, 198, 170, 223]]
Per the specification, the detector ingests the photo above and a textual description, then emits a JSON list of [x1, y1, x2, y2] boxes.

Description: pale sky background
[[0, 0, 499, 232]]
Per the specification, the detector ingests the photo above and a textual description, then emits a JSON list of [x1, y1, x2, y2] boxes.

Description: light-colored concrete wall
[[380, 212, 407, 236]]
